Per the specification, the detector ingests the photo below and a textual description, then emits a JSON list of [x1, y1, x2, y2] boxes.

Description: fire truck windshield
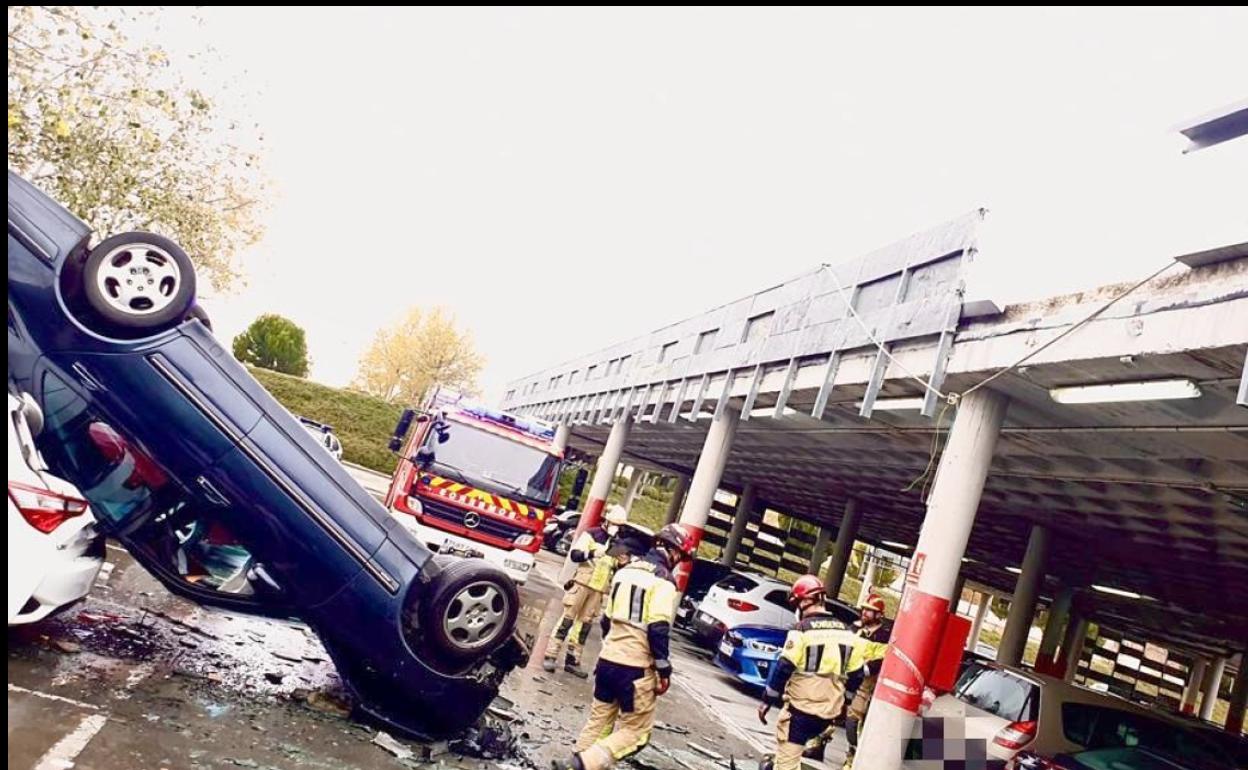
[[419, 421, 559, 506]]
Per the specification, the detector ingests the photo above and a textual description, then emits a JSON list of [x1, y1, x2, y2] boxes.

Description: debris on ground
[[271, 650, 303, 663], [655, 722, 690, 735], [372, 730, 414, 760], [53, 639, 82, 654], [449, 717, 520, 761], [304, 690, 352, 718], [264, 672, 284, 685], [688, 742, 724, 761]]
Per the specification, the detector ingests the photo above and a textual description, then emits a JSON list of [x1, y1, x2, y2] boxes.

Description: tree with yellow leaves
[[355, 308, 484, 405], [7, 6, 266, 290]]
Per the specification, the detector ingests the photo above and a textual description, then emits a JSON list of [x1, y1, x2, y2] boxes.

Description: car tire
[[554, 530, 573, 556], [78, 232, 196, 333], [422, 559, 518, 663]]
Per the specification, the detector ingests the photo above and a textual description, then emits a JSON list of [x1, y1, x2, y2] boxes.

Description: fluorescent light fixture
[[961, 556, 976, 564], [881, 540, 912, 550], [862, 397, 926, 411], [748, 406, 798, 419], [1049, 378, 1201, 405], [1091, 583, 1148, 600], [1005, 566, 1023, 575]]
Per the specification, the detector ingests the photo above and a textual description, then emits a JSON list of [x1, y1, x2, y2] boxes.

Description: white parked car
[[689, 570, 795, 646], [7, 392, 105, 625], [925, 662, 1235, 768], [298, 417, 343, 462]]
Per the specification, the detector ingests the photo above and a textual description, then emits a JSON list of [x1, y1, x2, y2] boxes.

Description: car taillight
[[993, 720, 1037, 751], [727, 598, 759, 612], [9, 482, 89, 534]]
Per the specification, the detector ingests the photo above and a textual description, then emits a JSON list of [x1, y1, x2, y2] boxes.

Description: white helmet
[[604, 505, 629, 526]]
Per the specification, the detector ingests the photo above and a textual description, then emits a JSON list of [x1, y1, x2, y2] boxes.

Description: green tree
[[7, 6, 266, 290], [233, 314, 309, 376]]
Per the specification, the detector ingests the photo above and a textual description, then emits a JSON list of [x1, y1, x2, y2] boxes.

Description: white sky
[[175, 7, 1246, 400]]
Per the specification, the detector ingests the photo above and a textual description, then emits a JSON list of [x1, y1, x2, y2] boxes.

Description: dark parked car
[[6, 171, 526, 738], [541, 508, 580, 554]]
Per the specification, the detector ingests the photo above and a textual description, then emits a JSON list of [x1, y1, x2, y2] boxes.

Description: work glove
[[654, 660, 672, 695]]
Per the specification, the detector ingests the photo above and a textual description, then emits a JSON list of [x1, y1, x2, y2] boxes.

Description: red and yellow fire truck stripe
[[422, 475, 546, 521]]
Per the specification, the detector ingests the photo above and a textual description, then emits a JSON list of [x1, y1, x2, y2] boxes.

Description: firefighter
[[551, 522, 696, 770], [843, 593, 890, 767], [756, 576, 887, 770], [544, 505, 630, 677]]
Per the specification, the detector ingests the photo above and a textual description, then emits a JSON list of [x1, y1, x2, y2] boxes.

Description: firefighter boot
[[542, 656, 557, 673], [564, 651, 589, 679]]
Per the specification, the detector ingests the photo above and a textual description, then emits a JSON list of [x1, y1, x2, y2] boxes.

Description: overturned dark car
[[6, 170, 526, 737]]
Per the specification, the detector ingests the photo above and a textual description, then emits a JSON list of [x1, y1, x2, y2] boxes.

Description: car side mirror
[[18, 393, 44, 436]]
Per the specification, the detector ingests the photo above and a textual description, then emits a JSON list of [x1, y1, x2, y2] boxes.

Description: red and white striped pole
[[673, 408, 739, 590], [856, 389, 1008, 770]]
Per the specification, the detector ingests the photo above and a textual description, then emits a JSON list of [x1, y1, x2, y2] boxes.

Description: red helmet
[[860, 594, 887, 614], [655, 523, 697, 559], [789, 575, 825, 606]]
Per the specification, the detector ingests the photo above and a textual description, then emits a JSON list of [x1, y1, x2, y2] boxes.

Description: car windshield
[[419, 420, 559, 506]]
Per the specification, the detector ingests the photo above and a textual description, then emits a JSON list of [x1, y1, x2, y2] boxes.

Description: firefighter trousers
[[773, 705, 831, 770], [547, 583, 603, 664], [575, 661, 657, 770]]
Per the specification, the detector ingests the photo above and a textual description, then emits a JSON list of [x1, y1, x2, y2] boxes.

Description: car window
[[716, 573, 760, 593], [954, 667, 1039, 722], [37, 370, 174, 526], [763, 589, 789, 609], [1061, 703, 1232, 769]]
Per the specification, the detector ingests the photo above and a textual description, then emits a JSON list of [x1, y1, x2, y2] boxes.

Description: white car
[[925, 662, 1235, 768], [298, 417, 343, 462], [7, 392, 105, 625], [689, 570, 795, 645]]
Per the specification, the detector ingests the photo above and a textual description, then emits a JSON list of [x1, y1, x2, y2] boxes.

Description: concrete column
[[580, 417, 631, 530], [1201, 656, 1227, 722], [952, 573, 968, 613], [857, 388, 1009, 770], [998, 524, 1052, 667], [720, 483, 755, 567], [621, 469, 645, 512], [1227, 656, 1247, 734], [822, 498, 861, 602], [675, 409, 740, 588], [663, 475, 689, 526], [967, 592, 992, 651], [552, 421, 570, 454], [1182, 658, 1209, 716], [857, 550, 879, 608], [808, 525, 833, 574], [565, 418, 631, 580], [1036, 585, 1074, 675], [1060, 615, 1089, 683]]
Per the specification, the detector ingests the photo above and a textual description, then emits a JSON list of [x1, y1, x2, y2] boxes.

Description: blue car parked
[[714, 624, 789, 688], [715, 599, 861, 688], [7, 171, 526, 738]]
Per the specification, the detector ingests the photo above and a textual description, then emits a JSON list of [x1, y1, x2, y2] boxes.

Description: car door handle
[[196, 475, 231, 507]]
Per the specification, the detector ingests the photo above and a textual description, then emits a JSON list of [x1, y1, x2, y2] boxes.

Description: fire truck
[[384, 388, 564, 583]]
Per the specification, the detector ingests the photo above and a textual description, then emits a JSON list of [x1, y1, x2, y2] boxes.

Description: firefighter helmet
[[789, 574, 825, 606], [655, 523, 697, 559], [860, 593, 887, 614], [603, 505, 629, 526]]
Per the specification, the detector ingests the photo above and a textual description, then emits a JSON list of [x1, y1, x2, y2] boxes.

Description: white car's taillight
[[992, 719, 1037, 751], [514, 533, 535, 547], [9, 482, 89, 534]]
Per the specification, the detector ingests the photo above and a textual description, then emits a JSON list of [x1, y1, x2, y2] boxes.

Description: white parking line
[[672, 672, 768, 754], [33, 713, 108, 770], [7, 684, 100, 712]]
